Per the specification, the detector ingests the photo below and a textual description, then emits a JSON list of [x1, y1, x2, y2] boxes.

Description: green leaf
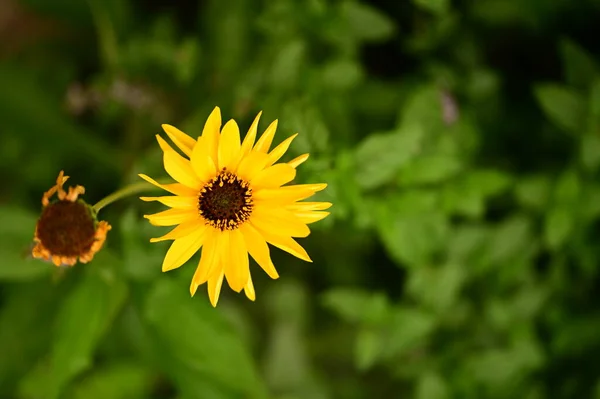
[[591, 79, 600, 120], [515, 175, 552, 211], [552, 315, 600, 356], [482, 216, 533, 268], [465, 338, 543, 394], [0, 283, 58, 396], [175, 37, 201, 85], [559, 38, 598, 89], [262, 283, 322, 396], [413, 0, 450, 15], [511, 285, 548, 321], [340, 2, 396, 42], [544, 207, 574, 250], [441, 184, 484, 218], [581, 184, 600, 221], [52, 257, 127, 397], [281, 101, 330, 153], [322, 289, 390, 325], [353, 80, 404, 117], [266, 280, 310, 324], [374, 191, 448, 266], [415, 372, 449, 399], [323, 150, 363, 222], [19, 253, 128, 399], [466, 169, 512, 197], [407, 263, 466, 312], [447, 225, 490, 263], [270, 40, 306, 90], [87, 0, 121, 70], [580, 133, 600, 171], [400, 85, 445, 137], [471, 0, 533, 27], [321, 59, 364, 90], [553, 169, 581, 205], [120, 208, 162, 281], [486, 284, 548, 331], [355, 328, 383, 371], [398, 154, 463, 186], [385, 307, 436, 357], [466, 68, 501, 100], [534, 84, 586, 134], [0, 206, 51, 281], [355, 125, 424, 190], [17, 358, 57, 399], [66, 362, 154, 399], [442, 169, 511, 218], [144, 279, 266, 399]]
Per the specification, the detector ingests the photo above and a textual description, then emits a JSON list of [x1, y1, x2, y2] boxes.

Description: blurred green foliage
[[2, 0, 600, 398]]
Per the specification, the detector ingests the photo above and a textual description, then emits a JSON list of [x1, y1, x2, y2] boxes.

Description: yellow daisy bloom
[[140, 107, 331, 306]]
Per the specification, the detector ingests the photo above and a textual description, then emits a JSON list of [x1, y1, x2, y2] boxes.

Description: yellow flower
[[32, 171, 111, 266], [140, 107, 331, 306]]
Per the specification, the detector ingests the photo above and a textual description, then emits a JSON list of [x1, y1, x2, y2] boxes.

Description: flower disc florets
[[198, 168, 253, 231], [32, 171, 111, 266], [36, 200, 97, 257]]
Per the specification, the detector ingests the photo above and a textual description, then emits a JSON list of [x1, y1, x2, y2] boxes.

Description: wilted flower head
[[32, 171, 111, 266]]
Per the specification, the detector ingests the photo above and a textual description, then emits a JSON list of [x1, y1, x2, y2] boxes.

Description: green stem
[[87, 0, 119, 71], [93, 181, 158, 213]]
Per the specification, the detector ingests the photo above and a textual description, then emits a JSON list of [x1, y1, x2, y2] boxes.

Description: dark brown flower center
[[36, 200, 97, 257], [198, 169, 253, 230]]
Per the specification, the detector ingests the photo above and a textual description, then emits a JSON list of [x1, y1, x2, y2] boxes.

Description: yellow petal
[[218, 120, 241, 170], [253, 183, 327, 204], [266, 134, 297, 167], [254, 120, 278, 153], [138, 174, 197, 196], [294, 211, 330, 224], [224, 229, 249, 293], [240, 111, 262, 157], [255, 228, 312, 262], [190, 278, 201, 297], [251, 208, 310, 238], [140, 195, 197, 209], [144, 208, 196, 226], [251, 163, 296, 189], [155, 134, 172, 153], [164, 152, 202, 189], [236, 151, 270, 182], [286, 202, 333, 212], [162, 225, 208, 272], [207, 271, 225, 307], [190, 230, 220, 293], [202, 107, 222, 163], [158, 135, 202, 189], [150, 220, 203, 242], [162, 124, 196, 157], [240, 223, 279, 279], [288, 153, 309, 169], [244, 275, 256, 301], [191, 136, 217, 183]]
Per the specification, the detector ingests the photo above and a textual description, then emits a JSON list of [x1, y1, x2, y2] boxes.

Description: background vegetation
[[1, 0, 600, 398]]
